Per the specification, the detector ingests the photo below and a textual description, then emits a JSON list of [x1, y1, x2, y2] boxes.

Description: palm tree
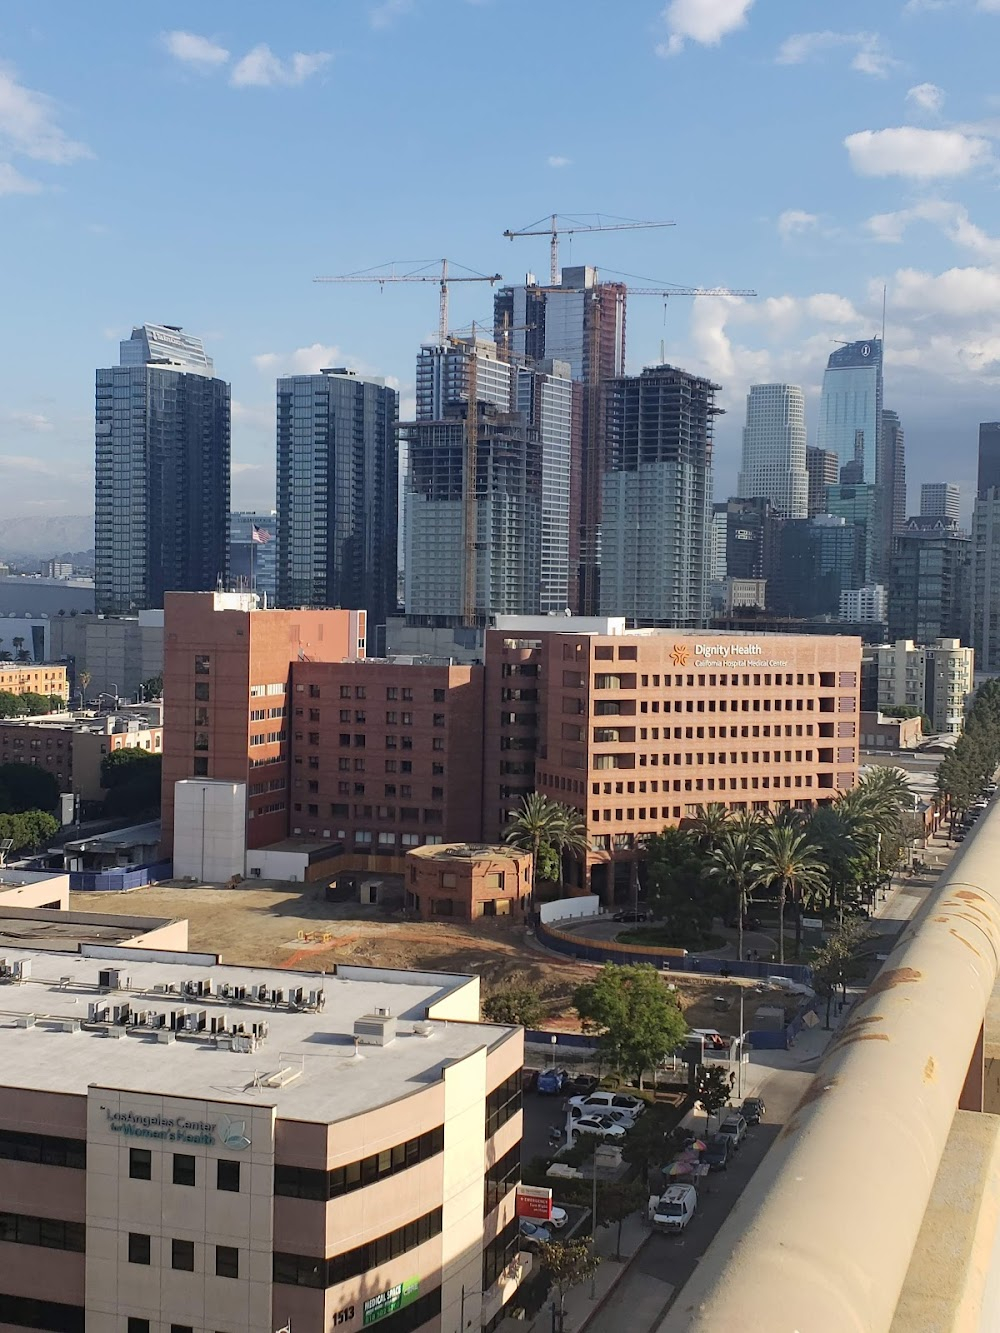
[[78, 670, 91, 705], [753, 824, 827, 963], [705, 828, 758, 964], [504, 793, 587, 907], [689, 802, 731, 850]]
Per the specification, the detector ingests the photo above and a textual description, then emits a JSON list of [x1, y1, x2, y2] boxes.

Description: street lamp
[[736, 987, 747, 1099]]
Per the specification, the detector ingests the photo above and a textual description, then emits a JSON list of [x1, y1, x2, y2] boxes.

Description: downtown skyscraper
[[495, 265, 626, 613], [737, 383, 808, 517], [816, 338, 883, 484], [599, 364, 717, 627], [275, 368, 398, 634], [95, 325, 230, 614]]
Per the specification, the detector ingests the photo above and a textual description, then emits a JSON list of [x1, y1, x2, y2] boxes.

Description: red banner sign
[[516, 1185, 553, 1220]]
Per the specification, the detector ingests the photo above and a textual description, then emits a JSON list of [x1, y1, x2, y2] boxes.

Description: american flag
[[251, 525, 272, 544]]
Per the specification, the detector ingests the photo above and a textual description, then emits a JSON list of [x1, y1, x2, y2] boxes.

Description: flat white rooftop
[[0, 951, 511, 1123]]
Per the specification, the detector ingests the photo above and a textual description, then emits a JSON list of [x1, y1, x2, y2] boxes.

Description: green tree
[[705, 828, 759, 964], [573, 963, 687, 1088], [688, 802, 731, 850], [0, 692, 22, 719], [504, 793, 588, 904], [140, 675, 163, 700], [47, 694, 66, 711], [100, 747, 161, 816], [811, 919, 875, 1027], [481, 980, 544, 1028], [17, 691, 53, 716], [695, 1064, 735, 1130], [644, 826, 721, 946], [753, 824, 826, 962], [538, 1239, 600, 1333], [595, 1176, 648, 1260], [621, 1103, 679, 1184], [0, 762, 59, 814], [77, 670, 91, 704], [0, 810, 59, 852]]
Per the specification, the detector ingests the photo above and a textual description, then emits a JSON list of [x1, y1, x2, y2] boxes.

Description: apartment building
[[0, 714, 161, 802], [286, 658, 484, 858], [0, 948, 524, 1333], [867, 638, 973, 736], [161, 593, 365, 854], [0, 663, 68, 700], [483, 627, 861, 898]]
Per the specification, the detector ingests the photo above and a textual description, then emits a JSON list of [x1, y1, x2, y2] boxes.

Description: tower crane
[[313, 259, 503, 345], [502, 214, 676, 285]]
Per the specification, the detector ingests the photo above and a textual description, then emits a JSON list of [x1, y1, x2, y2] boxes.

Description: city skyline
[[1, 2, 999, 524]]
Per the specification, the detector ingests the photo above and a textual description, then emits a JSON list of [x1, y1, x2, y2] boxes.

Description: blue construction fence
[[70, 860, 172, 893], [536, 918, 813, 985]]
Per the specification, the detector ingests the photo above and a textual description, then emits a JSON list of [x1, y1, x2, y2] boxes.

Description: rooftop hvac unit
[[289, 987, 304, 1008], [113, 1004, 131, 1025], [252, 1021, 268, 1041], [157, 1029, 176, 1045], [147, 1012, 165, 1028], [9, 959, 30, 982], [99, 968, 129, 991], [354, 1012, 397, 1047], [14, 1013, 35, 1028], [210, 1013, 228, 1034], [88, 1002, 110, 1023]]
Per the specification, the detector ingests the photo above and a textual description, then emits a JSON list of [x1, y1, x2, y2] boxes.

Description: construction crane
[[313, 259, 503, 345], [502, 214, 676, 285]]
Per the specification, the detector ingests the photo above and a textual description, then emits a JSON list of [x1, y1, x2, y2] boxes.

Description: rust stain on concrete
[[779, 1075, 840, 1140], [869, 967, 921, 996], [838, 1032, 890, 1044], [949, 929, 981, 958], [924, 1056, 936, 1082]]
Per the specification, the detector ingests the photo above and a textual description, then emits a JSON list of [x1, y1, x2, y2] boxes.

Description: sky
[[1, 0, 1000, 525]]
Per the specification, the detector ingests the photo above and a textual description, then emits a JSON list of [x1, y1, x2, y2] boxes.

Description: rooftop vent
[[354, 1012, 397, 1047]]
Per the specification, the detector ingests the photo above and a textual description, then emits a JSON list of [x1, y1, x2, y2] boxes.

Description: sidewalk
[[552, 1211, 654, 1333]]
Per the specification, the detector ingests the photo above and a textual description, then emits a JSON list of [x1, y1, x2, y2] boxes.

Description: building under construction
[[494, 266, 626, 616], [402, 338, 572, 625]]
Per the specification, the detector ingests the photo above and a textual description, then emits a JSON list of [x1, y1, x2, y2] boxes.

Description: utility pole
[[590, 1149, 598, 1298]]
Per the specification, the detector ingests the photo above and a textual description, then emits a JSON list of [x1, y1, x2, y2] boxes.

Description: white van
[[652, 1184, 697, 1233]]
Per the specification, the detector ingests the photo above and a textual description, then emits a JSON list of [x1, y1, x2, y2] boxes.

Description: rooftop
[[0, 908, 179, 952], [0, 951, 511, 1123], [62, 821, 161, 854], [407, 843, 529, 863]]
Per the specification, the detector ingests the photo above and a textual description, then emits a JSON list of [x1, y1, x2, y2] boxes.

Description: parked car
[[537, 1069, 566, 1095], [702, 1135, 731, 1171], [549, 1206, 568, 1230], [572, 1115, 628, 1140], [569, 1091, 645, 1118], [651, 1184, 698, 1233], [612, 909, 648, 923], [718, 1113, 748, 1152], [567, 1104, 635, 1128], [560, 1073, 598, 1098], [740, 1097, 765, 1125], [518, 1220, 552, 1252]]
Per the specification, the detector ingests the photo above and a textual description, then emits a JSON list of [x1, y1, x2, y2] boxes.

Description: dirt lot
[[70, 880, 795, 1033]]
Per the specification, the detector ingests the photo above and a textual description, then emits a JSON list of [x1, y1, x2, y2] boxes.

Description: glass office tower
[[816, 339, 883, 484], [95, 325, 230, 614]]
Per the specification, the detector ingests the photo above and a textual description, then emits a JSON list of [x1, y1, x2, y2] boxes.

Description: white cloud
[[230, 44, 331, 88], [370, 0, 415, 27], [547, 155, 571, 168], [231, 462, 266, 476], [0, 162, 43, 196], [2, 411, 54, 433], [845, 127, 992, 178], [656, 0, 754, 56], [777, 209, 819, 239], [978, 0, 1000, 11], [776, 30, 897, 77], [866, 200, 1000, 260], [907, 82, 945, 113], [231, 401, 275, 433], [161, 31, 230, 68], [0, 63, 90, 164], [253, 344, 352, 376]]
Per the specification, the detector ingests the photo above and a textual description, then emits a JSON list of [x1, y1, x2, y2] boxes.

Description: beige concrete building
[[872, 638, 973, 735], [0, 949, 524, 1333], [0, 712, 162, 802], [0, 662, 68, 699], [405, 844, 532, 921]]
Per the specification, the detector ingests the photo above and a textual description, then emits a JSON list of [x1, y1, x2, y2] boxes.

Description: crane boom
[[314, 260, 503, 343], [627, 286, 757, 297], [502, 214, 676, 284]]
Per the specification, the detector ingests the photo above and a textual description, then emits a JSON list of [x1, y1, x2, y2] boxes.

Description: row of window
[[0, 1293, 84, 1333], [332, 685, 447, 703], [274, 1125, 444, 1200], [273, 1207, 442, 1288], [484, 1143, 520, 1217], [129, 1149, 241, 1192], [0, 1210, 85, 1253], [0, 1128, 86, 1169], [482, 1216, 520, 1291], [128, 1322, 208, 1333], [128, 1233, 239, 1277], [486, 1073, 522, 1140]]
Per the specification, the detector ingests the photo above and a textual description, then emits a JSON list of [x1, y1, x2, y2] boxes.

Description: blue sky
[[1, 0, 999, 522]]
